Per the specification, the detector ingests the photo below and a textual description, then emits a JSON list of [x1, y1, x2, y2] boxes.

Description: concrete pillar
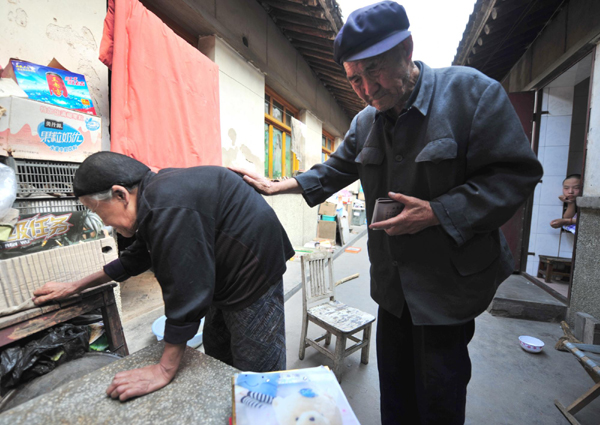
[[569, 43, 600, 323]]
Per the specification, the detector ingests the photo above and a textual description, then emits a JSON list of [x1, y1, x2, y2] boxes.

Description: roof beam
[[453, 0, 497, 65], [260, 0, 325, 19], [279, 21, 335, 39], [286, 0, 318, 6], [298, 47, 338, 63], [284, 30, 334, 47], [272, 10, 331, 31], [291, 40, 332, 54], [316, 0, 339, 33], [306, 59, 345, 75]]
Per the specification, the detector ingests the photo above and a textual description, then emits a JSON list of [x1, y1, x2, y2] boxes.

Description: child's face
[[563, 177, 582, 200]]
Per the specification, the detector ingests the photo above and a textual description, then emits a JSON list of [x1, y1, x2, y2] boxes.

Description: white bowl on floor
[[518, 335, 544, 353], [152, 316, 205, 348]]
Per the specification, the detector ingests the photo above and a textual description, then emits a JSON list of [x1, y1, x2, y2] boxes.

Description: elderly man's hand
[[32, 281, 80, 305], [369, 192, 440, 236], [228, 166, 302, 196], [228, 166, 280, 195]]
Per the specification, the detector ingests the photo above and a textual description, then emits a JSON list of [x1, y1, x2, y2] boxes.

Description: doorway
[[524, 53, 593, 300]]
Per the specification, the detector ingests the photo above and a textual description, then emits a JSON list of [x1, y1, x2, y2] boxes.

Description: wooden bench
[[0, 283, 128, 356], [537, 255, 572, 283]]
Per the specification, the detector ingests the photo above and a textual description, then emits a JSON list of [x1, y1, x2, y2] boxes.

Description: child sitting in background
[[550, 174, 581, 234]]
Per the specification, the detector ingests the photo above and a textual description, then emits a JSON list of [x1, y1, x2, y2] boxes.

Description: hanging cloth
[[99, 0, 221, 170]]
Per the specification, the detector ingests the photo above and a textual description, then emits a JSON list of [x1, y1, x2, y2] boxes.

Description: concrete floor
[[121, 232, 600, 424], [284, 234, 600, 425]]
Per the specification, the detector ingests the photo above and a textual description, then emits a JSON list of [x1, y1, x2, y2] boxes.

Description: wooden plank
[[272, 10, 331, 31], [291, 39, 332, 54], [567, 381, 600, 415], [306, 58, 344, 72], [286, 0, 318, 6], [554, 400, 582, 425], [306, 338, 335, 359], [0, 304, 60, 329], [322, 82, 358, 97], [261, 0, 325, 19], [284, 31, 334, 47], [279, 21, 335, 39], [322, 82, 356, 96], [318, 75, 355, 91], [316, 72, 352, 86], [311, 65, 349, 81], [331, 92, 365, 105], [101, 288, 129, 356], [0, 294, 105, 347], [316, 0, 340, 33], [298, 47, 337, 62]]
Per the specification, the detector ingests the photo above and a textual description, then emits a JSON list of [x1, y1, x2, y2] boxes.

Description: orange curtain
[[99, 0, 221, 170]]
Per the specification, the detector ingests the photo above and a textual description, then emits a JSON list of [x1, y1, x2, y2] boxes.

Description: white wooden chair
[[299, 250, 375, 382]]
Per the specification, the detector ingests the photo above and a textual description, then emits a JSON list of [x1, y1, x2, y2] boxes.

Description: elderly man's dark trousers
[[377, 304, 475, 425]]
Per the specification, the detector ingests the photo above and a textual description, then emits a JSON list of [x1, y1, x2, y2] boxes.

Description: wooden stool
[[537, 255, 572, 283]]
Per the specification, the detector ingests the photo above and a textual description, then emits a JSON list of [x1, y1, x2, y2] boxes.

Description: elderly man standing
[[33, 152, 294, 401], [233, 2, 543, 424]]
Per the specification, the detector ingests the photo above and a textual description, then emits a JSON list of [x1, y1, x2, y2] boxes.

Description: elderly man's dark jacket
[[296, 62, 543, 325]]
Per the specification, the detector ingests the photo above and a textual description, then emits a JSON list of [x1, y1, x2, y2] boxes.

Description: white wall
[[299, 109, 323, 171], [527, 86, 574, 275], [198, 36, 265, 174], [198, 36, 318, 247], [0, 0, 110, 151]]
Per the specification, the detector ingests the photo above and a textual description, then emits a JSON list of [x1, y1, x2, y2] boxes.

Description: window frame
[[264, 86, 299, 179], [322, 129, 336, 162]]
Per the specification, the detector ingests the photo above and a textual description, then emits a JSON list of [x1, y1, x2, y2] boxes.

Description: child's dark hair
[[564, 174, 581, 183]]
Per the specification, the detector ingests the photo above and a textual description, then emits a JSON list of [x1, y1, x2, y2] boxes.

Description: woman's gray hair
[[84, 188, 113, 202], [81, 183, 139, 203]]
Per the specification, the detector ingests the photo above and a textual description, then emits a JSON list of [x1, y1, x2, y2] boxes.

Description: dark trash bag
[[0, 323, 90, 393]]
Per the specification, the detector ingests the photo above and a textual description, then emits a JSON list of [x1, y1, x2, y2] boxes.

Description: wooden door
[[502, 91, 536, 272]]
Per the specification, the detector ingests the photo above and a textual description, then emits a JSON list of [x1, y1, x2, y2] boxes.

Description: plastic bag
[[0, 323, 90, 393], [0, 163, 17, 219]]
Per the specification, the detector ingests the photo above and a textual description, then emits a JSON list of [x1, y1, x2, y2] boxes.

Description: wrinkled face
[[80, 190, 137, 238], [563, 177, 582, 201], [344, 44, 412, 113]]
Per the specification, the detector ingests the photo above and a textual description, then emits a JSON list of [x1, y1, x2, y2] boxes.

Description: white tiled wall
[[526, 86, 575, 276]]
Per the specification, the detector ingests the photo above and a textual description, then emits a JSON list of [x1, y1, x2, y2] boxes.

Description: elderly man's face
[[80, 188, 137, 238], [344, 44, 412, 113]]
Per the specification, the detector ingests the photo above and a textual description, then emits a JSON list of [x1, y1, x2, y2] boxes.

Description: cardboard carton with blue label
[[3, 59, 96, 115], [0, 95, 102, 162]]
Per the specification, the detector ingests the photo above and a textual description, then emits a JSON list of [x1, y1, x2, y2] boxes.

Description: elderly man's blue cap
[[334, 1, 411, 65]]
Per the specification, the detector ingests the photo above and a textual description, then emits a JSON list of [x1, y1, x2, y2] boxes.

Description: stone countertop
[[0, 342, 238, 425]]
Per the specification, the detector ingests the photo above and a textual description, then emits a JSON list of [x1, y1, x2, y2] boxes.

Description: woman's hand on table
[[106, 363, 174, 401], [32, 271, 111, 306], [32, 281, 81, 305], [106, 341, 186, 401]]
